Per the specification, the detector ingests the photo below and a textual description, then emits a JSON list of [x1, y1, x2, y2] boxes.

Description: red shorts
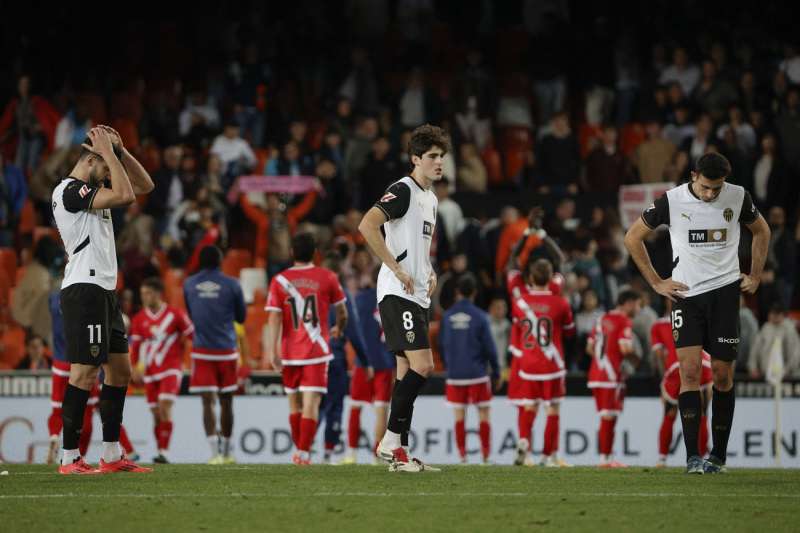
[[519, 376, 566, 403], [507, 356, 530, 405], [282, 361, 329, 394], [446, 379, 492, 407], [145, 371, 182, 406], [661, 363, 713, 404], [350, 366, 393, 406], [591, 385, 626, 416], [50, 360, 71, 408], [190, 359, 238, 394]]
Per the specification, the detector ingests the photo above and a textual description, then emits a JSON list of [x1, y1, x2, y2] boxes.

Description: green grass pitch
[[2, 465, 799, 532]]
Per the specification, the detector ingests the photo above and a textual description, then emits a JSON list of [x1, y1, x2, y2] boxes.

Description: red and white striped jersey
[[510, 288, 574, 379], [130, 304, 194, 381]]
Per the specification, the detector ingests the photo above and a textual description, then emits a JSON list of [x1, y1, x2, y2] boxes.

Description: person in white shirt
[[659, 47, 701, 98], [210, 123, 257, 179]]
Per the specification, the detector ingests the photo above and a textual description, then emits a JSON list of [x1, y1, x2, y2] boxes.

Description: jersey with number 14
[[266, 264, 346, 365]]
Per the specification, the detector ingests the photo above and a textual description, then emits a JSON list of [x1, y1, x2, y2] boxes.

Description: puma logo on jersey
[[380, 192, 396, 203], [681, 213, 692, 221]]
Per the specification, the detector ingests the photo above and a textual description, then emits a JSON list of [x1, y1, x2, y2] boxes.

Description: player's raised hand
[[654, 278, 689, 302], [394, 268, 415, 295], [98, 124, 124, 151], [82, 127, 115, 158], [739, 273, 760, 294]]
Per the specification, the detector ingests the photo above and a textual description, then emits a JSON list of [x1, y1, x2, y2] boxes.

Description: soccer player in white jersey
[[51, 126, 154, 474], [624, 152, 770, 474], [358, 124, 450, 472]]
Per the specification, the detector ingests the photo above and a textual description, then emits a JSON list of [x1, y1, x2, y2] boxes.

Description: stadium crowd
[[1, 1, 799, 380]]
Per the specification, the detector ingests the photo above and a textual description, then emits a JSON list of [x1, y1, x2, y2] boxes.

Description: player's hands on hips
[[393, 267, 415, 295], [83, 127, 115, 159], [654, 277, 689, 302], [740, 273, 760, 294], [98, 124, 124, 151], [427, 271, 437, 297]]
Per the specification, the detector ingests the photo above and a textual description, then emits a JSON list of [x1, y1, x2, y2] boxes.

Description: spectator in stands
[[328, 97, 355, 140], [662, 101, 695, 148], [748, 303, 800, 379], [12, 236, 59, 345], [659, 46, 701, 97], [358, 136, 400, 211], [632, 291, 658, 374], [487, 295, 510, 376], [778, 44, 800, 84], [717, 127, 752, 189], [768, 70, 789, 117], [750, 133, 788, 210], [774, 87, 800, 175], [434, 177, 464, 253], [634, 119, 675, 183], [14, 335, 51, 370], [456, 142, 488, 193], [433, 252, 470, 314], [717, 105, 757, 157], [267, 140, 315, 177], [533, 111, 580, 195], [210, 122, 257, 187], [583, 125, 635, 198], [343, 116, 378, 185], [397, 67, 440, 129], [453, 94, 493, 152], [574, 288, 604, 369], [228, 42, 271, 148], [54, 100, 92, 150], [306, 158, 348, 244], [738, 295, 760, 372], [179, 90, 220, 150], [318, 129, 346, 169], [0, 75, 59, 175], [571, 238, 607, 307], [146, 145, 184, 232], [692, 59, 738, 122], [767, 206, 797, 308], [738, 70, 767, 118], [663, 149, 691, 184], [337, 47, 380, 116], [0, 153, 27, 246], [679, 112, 714, 166]]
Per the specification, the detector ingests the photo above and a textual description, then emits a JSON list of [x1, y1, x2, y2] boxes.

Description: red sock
[[543, 415, 559, 456], [79, 407, 93, 456], [479, 421, 491, 460], [348, 407, 361, 449], [289, 412, 302, 448], [298, 418, 317, 453], [698, 415, 709, 456], [518, 408, 536, 444], [119, 425, 134, 454], [599, 418, 617, 456], [157, 421, 173, 451], [454, 420, 466, 458], [48, 408, 63, 437], [659, 412, 676, 455]]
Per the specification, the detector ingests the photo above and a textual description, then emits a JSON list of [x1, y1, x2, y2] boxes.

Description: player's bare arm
[[331, 301, 348, 339], [358, 207, 414, 294], [624, 218, 688, 302], [586, 337, 595, 356], [99, 124, 155, 195], [82, 128, 136, 209], [741, 214, 770, 294], [427, 270, 437, 297], [264, 311, 282, 371]]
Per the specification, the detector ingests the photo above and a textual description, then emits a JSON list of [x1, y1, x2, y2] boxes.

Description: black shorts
[[672, 279, 740, 362], [61, 283, 129, 366], [378, 295, 430, 354]]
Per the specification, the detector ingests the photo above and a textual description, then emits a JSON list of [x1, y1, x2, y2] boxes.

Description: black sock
[[99, 384, 127, 442], [401, 405, 414, 448], [387, 370, 427, 435], [678, 390, 702, 459], [62, 384, 91, 451], [710, 387, 735, 463]]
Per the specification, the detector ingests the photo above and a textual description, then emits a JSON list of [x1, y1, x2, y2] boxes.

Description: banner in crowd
[[618, 182, 674, 228], [2, 397, 797, 467], [226, 175, 318, 203]]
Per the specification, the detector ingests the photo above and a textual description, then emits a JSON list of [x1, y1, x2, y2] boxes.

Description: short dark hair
[[696, 152, 731, 180], [408, 124, 451, 159], [456, 273, 477, 297], [199, 245, 223, 270], [617, 289, 641, 307], [79, 136, 123, 162], [530, 259, 553, 286], [141, 276, 164, 293], [292, 233, 316, 263], [769, 302, 786, 315]]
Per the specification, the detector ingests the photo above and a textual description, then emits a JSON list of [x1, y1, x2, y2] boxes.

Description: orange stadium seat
[[222, 249, 253, 278], [578, 123, 604, 159], [0, 270, 11, 309], [621, 122, 646, 157], [16, 199, 37, 238], [481, 145, 504, 186], [0, 248, 17, 286], [0, 324, 26, 370]]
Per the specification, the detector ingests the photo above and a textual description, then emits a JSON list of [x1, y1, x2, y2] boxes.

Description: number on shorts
[[402, 311, 414, 331], [87, 324, 101, 343], [671, 309, 683, 329]]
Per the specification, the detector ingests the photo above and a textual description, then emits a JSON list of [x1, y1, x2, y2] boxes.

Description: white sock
[[601, 454, 612, 463], [658, 454, 667, 462], [61, 448, 80, 466], [222, 437, 232, 457], [102, 441, 122, 463], [208, 435, 219, 456], [382, 430, 401, 449], [159, 449, 168, 458]]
